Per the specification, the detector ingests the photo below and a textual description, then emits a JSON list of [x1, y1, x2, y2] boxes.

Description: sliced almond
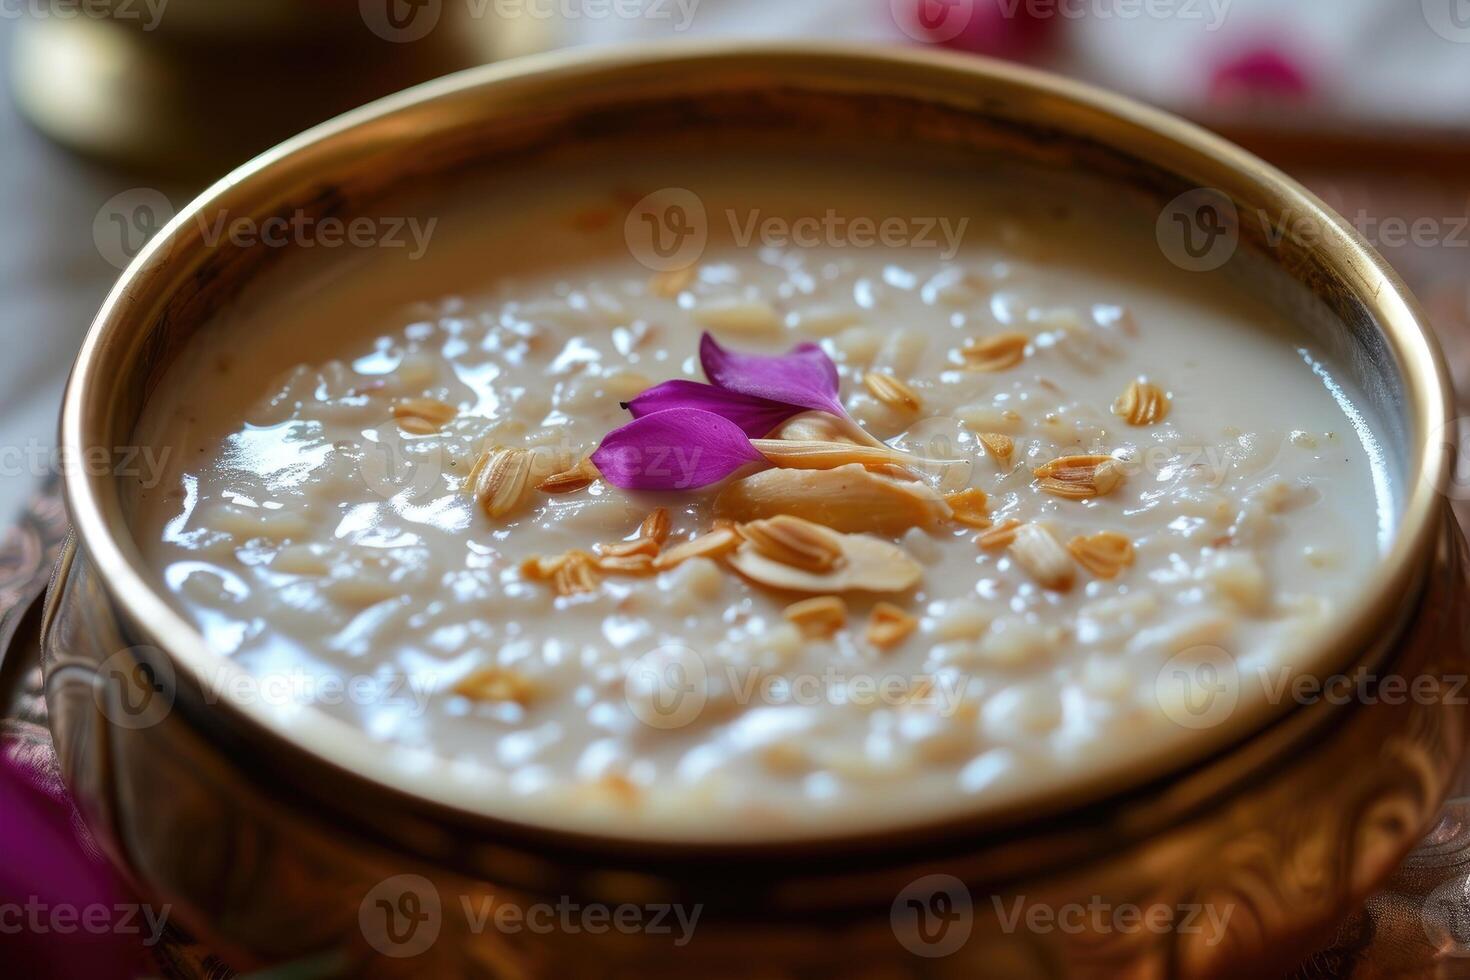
[[1114, 381, 1170, 426], [538, 457, 600, 494], [726, 531, 922, 595], [1009, 524, 1075, 591], [653, 527, 741, 570], [597, 537, 660, 559], [1033, 454, 1125, 500], [945, 488, 991, 529], [393, 397, 457, 434], [473, 447, 535, 518], [961, 332, 1029, 372], [772, 411, 890, 449], [741, 515, 845, 573], [713, 464, 951, 535], [867, 603, 918, 650], [751, 438, 912, 471], [639, 507, 672, 546], [595, 553, 658, 576], [519, 553, 568, 581], [454, 667, 536, 705], [599, 507, 673, 559], [863, 372, 922, 414], [978, 432, 1015, 467], [552, 552, 600, 597], [976, 518, 1022, 550], [649, 265, 698, 298], [784, 596, 847, 638], [1068, 531, 1136, 579]]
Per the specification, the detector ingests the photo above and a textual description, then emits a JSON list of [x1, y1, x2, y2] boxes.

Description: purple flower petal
[[699, 333, 845, 418], [592, 408, 766, 490], [0, 756, 151, 979], [625, 380, 803, 439]]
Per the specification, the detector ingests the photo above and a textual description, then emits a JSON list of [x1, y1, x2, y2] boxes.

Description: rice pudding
[[129, 152, 1393, 837]]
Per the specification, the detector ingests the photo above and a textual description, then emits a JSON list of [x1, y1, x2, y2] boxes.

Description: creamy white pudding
[[129, 153, 1393, 836]]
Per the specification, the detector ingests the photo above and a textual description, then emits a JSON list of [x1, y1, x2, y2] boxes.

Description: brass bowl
[[42, 43, 1467, 977]]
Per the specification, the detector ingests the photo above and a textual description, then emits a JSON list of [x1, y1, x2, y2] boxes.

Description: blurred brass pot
[[43, 44, 1470, 977], [10, 0, 508, 176]]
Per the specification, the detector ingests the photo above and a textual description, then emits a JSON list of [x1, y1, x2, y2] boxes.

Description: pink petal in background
[[0, 755, 155, 979], [1209, 44, 1315, 105], [898, 0, 1060, 59]]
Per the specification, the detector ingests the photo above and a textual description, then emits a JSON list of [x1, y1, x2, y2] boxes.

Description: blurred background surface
[[2, 2, 1470, 975]]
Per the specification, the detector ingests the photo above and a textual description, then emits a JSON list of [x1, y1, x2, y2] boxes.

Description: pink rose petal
[[1209, 46, 1313, 103], [592, 408, 767, 491], [699, 334, 845, 418], [624, 380, 803, 439], [0, 756, 152, 979]]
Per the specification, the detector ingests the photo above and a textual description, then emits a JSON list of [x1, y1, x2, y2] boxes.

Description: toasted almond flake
[[519, 553, 567, 581], [1114, 381, 1170, 426], [537, 458, 599, 494], [726, 532, 922, 594], [961, 332, 1029, 372], [473, 447, 535, 518], [713, 464, 950, 535], [595, 554, 658, 576], [750, 438, 909, 470], [1009, 524, 1075, 591], [978, 432, 1015, 467], [395, 416, 440, 435], [649, 265, 698, 298], [784, 595, 848, 638], [863, 372, 922, 413], [741, 515, 845, 573], [1067, 531, 1136, 579], [772, 411, 889, 449], [598, 508, 672, 559], [599, 536, 661, 559], [976, 518, 1023, 550], [944, 488, 991, 529], [653, 527, 741, 570], [775, 413, 859, 444], [867, 602, 918, 650], [1033, 454, 1125, 500], [454, 667, 536, 705], [552, 552, 600, 596], [392, 397, 457, 433], [639, 508, 672, 546]]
